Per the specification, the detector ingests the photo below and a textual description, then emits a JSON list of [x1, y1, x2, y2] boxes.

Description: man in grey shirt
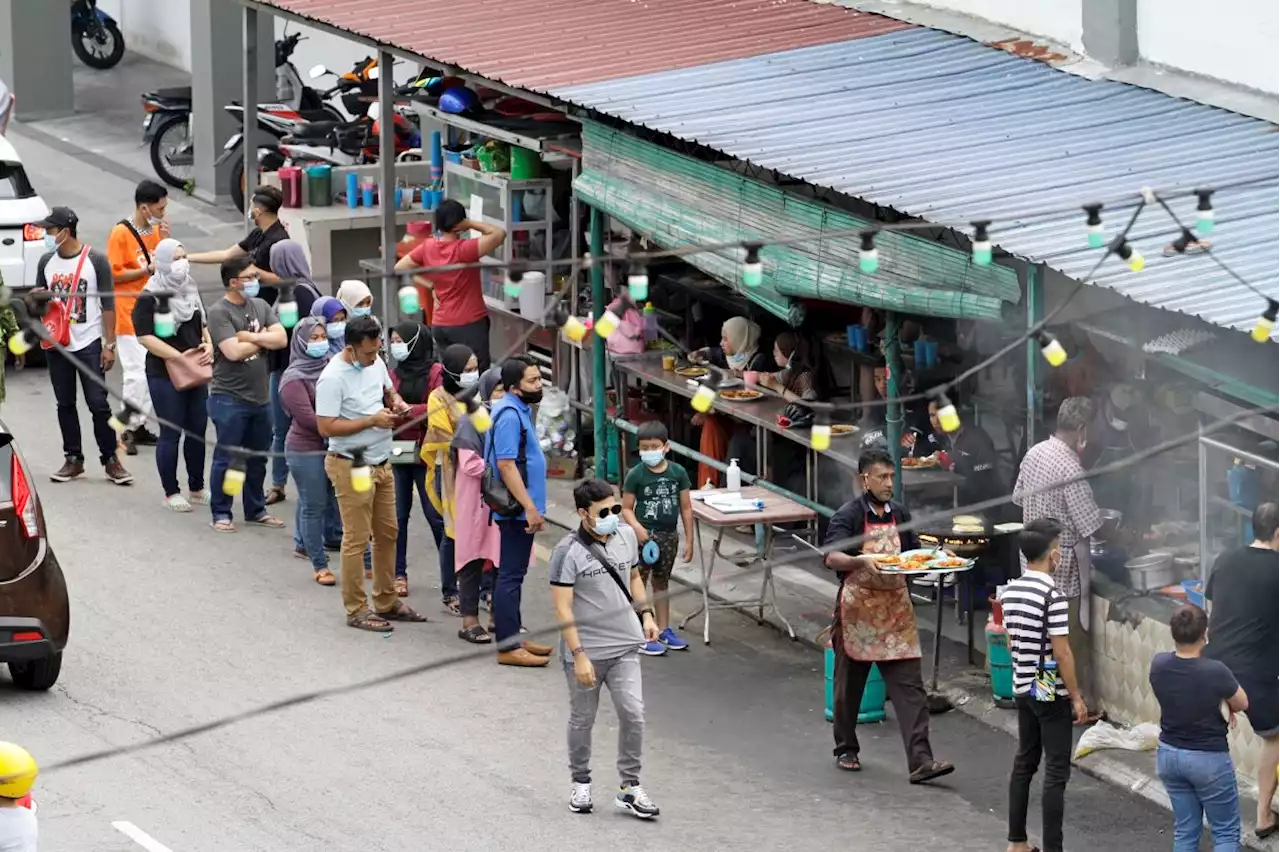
[[205, 256, 286, 532], [550, 478, 660, 820]]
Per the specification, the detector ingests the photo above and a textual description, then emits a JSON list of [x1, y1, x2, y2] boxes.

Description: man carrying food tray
[[822, 447, 955, 784]]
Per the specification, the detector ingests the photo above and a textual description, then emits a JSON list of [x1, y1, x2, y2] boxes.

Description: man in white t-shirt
[[32, 207, 133, 485]]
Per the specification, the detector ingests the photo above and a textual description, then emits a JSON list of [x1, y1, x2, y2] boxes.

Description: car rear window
[[0, 161, 35, 201]]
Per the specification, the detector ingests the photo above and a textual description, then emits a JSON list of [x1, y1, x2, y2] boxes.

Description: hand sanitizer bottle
[[726, 458, 741, 492]]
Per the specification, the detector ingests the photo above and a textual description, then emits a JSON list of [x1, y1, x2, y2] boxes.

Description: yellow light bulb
[[811, 423, 831, 452], [1041, 337, 1067, 367], [470, 406, 492, 433], [7, 333, 30, 357], [223, 467, 246, 496], [1126, 250, 1145, 272], [1253, 316, 1275, 343], [937, 403, 961, 433], [595, 309, 620, 339], [561, 316, 586, 342], [691, 385, 717, 413], [351, 464, 372, 493]]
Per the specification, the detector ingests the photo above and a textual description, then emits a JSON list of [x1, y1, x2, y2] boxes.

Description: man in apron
[[823, 448, 956, 784]]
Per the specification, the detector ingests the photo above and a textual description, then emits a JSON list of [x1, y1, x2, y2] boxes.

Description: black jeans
[[46, 338, 117, 465], [1008, 695, 1073, 852], [831, 643, 934, 772], [432, 317, 491, 371], [457, 557, 484, 618]]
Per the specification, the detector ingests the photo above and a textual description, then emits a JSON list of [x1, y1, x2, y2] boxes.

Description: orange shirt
[[107, 222, 162, 336]]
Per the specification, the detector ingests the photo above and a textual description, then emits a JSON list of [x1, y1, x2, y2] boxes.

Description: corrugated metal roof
[[251, 0, 909, 91], [555, 27, 1279, 334]]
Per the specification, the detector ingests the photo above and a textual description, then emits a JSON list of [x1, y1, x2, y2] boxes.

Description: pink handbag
[[164, 348, 211, 391]]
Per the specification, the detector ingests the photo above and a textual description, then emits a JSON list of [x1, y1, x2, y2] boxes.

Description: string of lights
[[18, 398, 1274, 782]]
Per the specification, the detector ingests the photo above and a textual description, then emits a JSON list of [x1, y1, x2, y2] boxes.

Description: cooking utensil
[[1097, 509, 1123, 538], [1125, 552, 1176, 592]]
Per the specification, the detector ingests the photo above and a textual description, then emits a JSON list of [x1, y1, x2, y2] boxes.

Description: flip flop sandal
[[443, 595, 461, 616], [909, 761, 955, 784], [395, 577, 409, 597], [836, 753, 861, 772], [265, 487, 286, 505], [458, 625, 493, 644], [377, 602, 429, 622], [1256, 824, 1279, 839], [347, 612, 393, 632], [246, 514, 285, 528], [314, 569, 336, 586], [210, 519, 236, 533]]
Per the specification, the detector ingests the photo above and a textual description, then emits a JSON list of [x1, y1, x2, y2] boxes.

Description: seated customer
[[687, 317, 771, 488], [757, 331, 825, 403]]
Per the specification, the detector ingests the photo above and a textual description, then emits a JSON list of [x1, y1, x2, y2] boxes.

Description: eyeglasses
[[590, 504, 622, 519]]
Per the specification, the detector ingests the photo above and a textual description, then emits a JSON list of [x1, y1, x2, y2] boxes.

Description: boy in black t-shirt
[[622, 422, 694, 654]]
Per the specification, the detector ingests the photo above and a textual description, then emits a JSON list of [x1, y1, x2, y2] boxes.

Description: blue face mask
[[594, 512, 620, 536], [326, 321, 346, 340], [727, 352, 747, 368], [43, 234, 56, 252], [389, 342, 410, 362], [242, 279, 260, 299], [305, 340, 328, 359], [352, 306, 372, 317], [640, 449, 665, 468]]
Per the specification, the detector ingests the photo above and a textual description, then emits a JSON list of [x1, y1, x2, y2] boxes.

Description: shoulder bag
[[118, 219, 152, 267], [164, 346, 211, 391], [482, 406, 527, 517], [37, 248, 89, 350], [1031, 589, 1059, 702]]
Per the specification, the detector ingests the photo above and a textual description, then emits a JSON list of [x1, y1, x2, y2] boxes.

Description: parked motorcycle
[[142, 30, 347, 190], [71, 0, 124, 70]]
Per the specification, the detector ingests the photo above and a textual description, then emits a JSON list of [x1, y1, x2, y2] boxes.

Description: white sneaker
[[569, 782, 592, 814], [188, 489, 211, 506], [163, 494, 193, 513], [615, 783, 659, 819]]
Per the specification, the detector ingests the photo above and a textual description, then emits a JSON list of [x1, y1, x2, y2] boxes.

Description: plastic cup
[[743, 370, 759, 388], [662, 355, 676, 371]]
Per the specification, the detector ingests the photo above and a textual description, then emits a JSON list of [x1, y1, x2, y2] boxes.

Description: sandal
[[836, 752, 861, 772], [909, 760, 955, 784], [247, 514, 285, 528], [314, 569, 336, 586], [481, 591, 493, 613], [395, 577, 409, 597], [377, 602, 429, 622], [265, 486, 286, 505], [443, 595, 461, 616], [347, 611, 393, 632], [210, 519, 236, 533], [458, 624, 493, 644]]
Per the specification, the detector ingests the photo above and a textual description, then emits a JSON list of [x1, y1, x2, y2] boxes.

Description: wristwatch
[[570, 646, 586, 657], [103, 341, 117, 352], [638, 608, 655, 619]]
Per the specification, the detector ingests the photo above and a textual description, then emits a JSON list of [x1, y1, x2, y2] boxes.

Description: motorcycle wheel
[[230, 151, 286, 213], [149, 114, 194, 190], [73, 20, 125, 69]]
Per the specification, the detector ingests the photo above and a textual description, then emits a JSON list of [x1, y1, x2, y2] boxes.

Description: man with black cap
[[32, 206, 133, 485]]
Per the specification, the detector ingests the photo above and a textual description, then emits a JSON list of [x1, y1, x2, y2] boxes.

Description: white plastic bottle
[[726, 458, 741, 492]]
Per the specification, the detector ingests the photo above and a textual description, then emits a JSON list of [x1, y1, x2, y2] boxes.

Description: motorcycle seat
[[290, 120, 344, 140], [156, 86, 192, 102]]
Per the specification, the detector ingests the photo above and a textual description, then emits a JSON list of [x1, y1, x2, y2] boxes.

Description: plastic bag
[[535, 385, 575, 457], [1073, 720, 1161, 759]]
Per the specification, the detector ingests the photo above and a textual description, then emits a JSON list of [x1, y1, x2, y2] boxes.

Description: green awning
[[575, 121, 1020, 322]]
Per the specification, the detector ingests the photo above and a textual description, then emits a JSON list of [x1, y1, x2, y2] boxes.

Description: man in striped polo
[[1000, 518, 1087, 852]]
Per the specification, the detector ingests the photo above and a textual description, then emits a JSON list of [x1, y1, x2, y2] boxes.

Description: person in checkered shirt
[[1013, 397, 1104, 720]]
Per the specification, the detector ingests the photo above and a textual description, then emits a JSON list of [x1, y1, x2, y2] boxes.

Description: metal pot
[[1125, 552, 1176, 592]]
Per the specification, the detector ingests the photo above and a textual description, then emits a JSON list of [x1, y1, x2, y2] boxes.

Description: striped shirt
[[1000, 570, 1070, 697]]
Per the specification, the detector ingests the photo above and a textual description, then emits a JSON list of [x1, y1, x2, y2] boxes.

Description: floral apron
[[837, 511, 922, 661]]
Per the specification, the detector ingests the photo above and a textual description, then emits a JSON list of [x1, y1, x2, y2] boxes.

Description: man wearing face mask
[[316, 315, 427, 632], [205, 257, 288, 533], [1083, 383, 1149, 526], [1014, 397, 1104, 722], [107, 179, 169, 454], [32, 206, 133, 485]]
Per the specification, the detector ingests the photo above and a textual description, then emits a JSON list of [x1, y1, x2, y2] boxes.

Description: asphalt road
[[0, 114, 1194, 852]]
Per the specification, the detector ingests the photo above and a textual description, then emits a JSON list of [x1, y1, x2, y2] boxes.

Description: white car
[[0, 135, 50, 295]]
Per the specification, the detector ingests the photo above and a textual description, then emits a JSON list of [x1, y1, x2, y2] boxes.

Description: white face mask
[[169, 258, 190, 280], [458, 370, 480, 390], [1108, 416, 1128, 432]]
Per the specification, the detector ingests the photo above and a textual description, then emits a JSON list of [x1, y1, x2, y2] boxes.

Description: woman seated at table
[[757, 331, 828, 403], [688, 317, 772, 488]]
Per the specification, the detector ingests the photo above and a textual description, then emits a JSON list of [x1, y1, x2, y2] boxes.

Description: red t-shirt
[[408, 237, 486, 328]]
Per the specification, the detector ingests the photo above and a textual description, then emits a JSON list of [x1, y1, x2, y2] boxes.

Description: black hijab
[[392, 321, 433, 404], [440, 343, 475, 395]]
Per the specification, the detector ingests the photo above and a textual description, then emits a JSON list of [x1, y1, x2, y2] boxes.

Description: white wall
[[906, 0, 1085, 52], [1137, 0, 1279, 94]]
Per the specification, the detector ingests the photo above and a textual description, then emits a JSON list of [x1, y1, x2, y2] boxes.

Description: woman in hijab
[[278, 316, 341, 583], [450, 365, 503, 643], [422, 342, 478, 614], [389, 321, 446, 599], [133, 238, 213, 511], [335, 279, 374, 318], [264, 240, 322, 506], [310, 296, 348, 354], [688, 316, 771, 487]]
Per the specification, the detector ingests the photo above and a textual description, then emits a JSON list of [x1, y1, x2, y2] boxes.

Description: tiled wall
[[1091, 594, 1262, 785]]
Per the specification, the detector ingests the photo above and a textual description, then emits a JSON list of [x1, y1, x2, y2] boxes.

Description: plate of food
[[901, 455, 939, 469], [830, 424, 858, 436], [675, 365, 709, 378], [874, 549, 940, 573], [720, 388, 764, 402], [871, 554, 905, 566]]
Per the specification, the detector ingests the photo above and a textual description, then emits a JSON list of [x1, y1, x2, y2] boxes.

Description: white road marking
[[112, 821, 175, 852]]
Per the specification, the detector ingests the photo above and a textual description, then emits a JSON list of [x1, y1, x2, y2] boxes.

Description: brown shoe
[[523, 640, 554, 657], [50, 458, 85, 482], [497, 648, 550, 668], [104, 458, 134, 486]]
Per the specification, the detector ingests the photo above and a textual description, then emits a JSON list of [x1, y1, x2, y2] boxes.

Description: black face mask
[[518, 388, 543, 405]]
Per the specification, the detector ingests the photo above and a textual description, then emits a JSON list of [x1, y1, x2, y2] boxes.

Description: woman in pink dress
[[449, 366, 504, 643]]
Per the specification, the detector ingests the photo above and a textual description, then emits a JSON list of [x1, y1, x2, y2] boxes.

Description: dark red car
[[0, 421, 68, 690]]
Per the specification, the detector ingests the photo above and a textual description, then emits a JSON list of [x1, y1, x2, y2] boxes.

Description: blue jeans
[[494, 519, 535, 647], [147, 376, 207, 497], [288, 450, 336, 571], [392, 463, 446, 582], [207, 394, 272, 523], [268, 371, 290, 489], [1156, 744, 1241, 852]]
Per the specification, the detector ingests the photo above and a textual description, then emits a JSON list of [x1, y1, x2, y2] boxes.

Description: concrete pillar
[[189, 0, 273, 204], [0, 0, 74, 121], [1082, 0, 1139, 67]]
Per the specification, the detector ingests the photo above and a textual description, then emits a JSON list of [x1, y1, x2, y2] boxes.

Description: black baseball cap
[[36, 206, 78, 230]]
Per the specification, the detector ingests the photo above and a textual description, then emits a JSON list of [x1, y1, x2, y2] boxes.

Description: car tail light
[[10, 632, 42, 642], [22, 224, 44, 242], [10, 454, 38, 539]]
